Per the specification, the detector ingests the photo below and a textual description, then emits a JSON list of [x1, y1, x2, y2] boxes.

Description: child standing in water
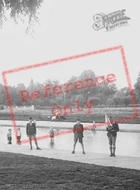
[[91, 120, 96, 131], [49, 127, 55, 148], [7, 129, 12, 144], [16, 127, 21, 145]]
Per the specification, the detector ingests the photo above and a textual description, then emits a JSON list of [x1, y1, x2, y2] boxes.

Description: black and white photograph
[[0, 0, 140, 189]]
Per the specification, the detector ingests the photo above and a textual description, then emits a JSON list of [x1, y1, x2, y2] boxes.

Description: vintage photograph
[[0, 0, 140, 189]]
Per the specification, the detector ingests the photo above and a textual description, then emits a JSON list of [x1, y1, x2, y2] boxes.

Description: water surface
[[0, 127, 140, 157]]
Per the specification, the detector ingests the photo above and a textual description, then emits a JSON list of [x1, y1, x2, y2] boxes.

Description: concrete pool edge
[[1, 124, 140, 133], [1, 144, 140, 171]]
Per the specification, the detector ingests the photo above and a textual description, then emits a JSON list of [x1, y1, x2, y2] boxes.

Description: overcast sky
[[0, 0, 139, 90]]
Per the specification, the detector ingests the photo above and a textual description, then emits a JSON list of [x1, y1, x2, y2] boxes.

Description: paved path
[[0, 144, 140, 171], [1, 120, 140, 170], [0, 120, 140, 132]]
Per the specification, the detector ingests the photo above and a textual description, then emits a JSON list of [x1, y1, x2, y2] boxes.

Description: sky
[[0, 0, 140, 90]]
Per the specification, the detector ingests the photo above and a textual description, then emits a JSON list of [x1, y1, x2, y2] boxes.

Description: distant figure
[[51, 115, 57, 122], [49, 127, 55, 148], [106, 117, 119, 157], [26, 117, 41, 150], [7, 129, 12, 144], [55, 110, 60, 119], [47, 115, 51, 120], [72, 119, 85, 154], [16, 127, 21, 145], [91, 120, 96, 132], [51, 115, 66, 122]]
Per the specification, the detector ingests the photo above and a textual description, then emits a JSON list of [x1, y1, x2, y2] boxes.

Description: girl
[[16, 127, 21, 145], [7, 129, 12, 144]]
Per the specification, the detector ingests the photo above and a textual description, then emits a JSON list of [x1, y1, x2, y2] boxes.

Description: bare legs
[[72, 138, 85, 154], [29, 136, 41, 150], [50, 138, 54, 148], [108, 136, 116, 157]]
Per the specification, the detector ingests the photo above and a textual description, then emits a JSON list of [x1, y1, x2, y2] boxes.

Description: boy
[[106, 117, 119, 157], [72, 119, 85, 154], [26, 117, 41, 150]]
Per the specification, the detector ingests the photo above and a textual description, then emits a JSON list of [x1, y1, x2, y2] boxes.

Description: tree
[[79, 70, 96, 80], [113, 96, 124, 107], [29, 78, 34, 89], [134, 72, 140, 103], [7, 86, 17, 106], [88, 96, 100, 106], [108, 83, 117, 95], [55, 97, 64, 106], [0, 0, 43, 32], [0, 83, 6, 104], [16, 83, 26, 105], [130, 88, 138, 104], [119, 87, 131, 96], [75, 94, 86, 107], [106, 97, 115, 107], [78, 70, 97, 97], [64, 76, 79, 101], [99, 82, 113, 105], [124, 96, 131, 107]]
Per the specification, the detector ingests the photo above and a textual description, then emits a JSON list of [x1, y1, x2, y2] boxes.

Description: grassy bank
[[0, 106, 140, 124], [0, 152, 140, 190]]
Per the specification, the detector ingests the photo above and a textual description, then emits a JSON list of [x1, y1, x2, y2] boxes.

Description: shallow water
[[1, 127, 140, 157]]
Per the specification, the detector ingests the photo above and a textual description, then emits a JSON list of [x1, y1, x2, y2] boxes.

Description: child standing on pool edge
[[106, 116, 119, 157], [16, 127, 21, 145], [7, 129, 12, 144]]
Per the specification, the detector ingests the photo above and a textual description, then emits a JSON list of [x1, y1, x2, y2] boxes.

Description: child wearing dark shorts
[[7, 129, 12, 144], [72, 119, 85, 154]]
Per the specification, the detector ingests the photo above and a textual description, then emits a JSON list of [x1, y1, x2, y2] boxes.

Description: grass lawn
[[0, 152, 140, 190], [0, 106, 140, 123]]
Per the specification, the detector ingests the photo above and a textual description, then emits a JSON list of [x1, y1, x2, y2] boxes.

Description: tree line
[[0, 70, 140, 109]]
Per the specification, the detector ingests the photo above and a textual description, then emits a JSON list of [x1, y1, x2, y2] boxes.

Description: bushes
[[0, 105, 4, 110], [124, 96, 132, 106], [106, 98, 115, 107], [113, 96, 124, 107], [88, 97, 101, 106]]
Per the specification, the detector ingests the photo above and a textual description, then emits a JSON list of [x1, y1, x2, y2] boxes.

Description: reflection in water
[[50, 138, 55, 148], [91, 130, 97, 135], [0, 127, 140, 157]]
